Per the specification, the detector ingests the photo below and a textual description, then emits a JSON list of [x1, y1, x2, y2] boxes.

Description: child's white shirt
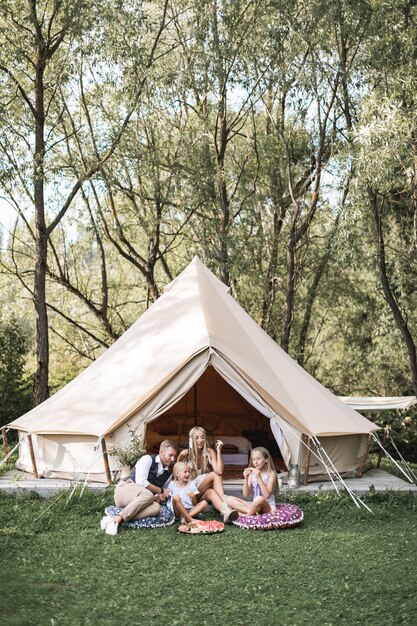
[[168, 479, 200, 511]]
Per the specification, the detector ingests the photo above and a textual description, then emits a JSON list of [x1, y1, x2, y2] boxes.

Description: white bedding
[[218, 435, 252, 454], [145, 433, 252, 458], [222, 453, 248, 466]]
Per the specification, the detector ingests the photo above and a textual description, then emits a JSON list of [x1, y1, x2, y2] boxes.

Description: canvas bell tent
[[8, 256, 380, 483]]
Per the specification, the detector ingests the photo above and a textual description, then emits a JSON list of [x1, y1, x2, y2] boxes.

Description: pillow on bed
[[221, 444, 239, 454], [234, 503, 303, 530], [104, 505, 175, 529], [216, 435, 252, 454]]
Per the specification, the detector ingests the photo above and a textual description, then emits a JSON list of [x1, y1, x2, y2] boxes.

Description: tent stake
[[358, 434, 372, 478], [101, 438, 113, 485], [27, 434, 39, 478], [1, 428, 10, 464], [303, 437, 312, 485]]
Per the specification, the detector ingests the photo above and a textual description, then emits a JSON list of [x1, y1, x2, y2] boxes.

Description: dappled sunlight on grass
[[0, 490, 416, 625]]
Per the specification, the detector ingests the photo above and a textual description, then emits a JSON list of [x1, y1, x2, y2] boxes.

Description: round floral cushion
[[234, 503, 304, 530], [104, 505, 175, 529]]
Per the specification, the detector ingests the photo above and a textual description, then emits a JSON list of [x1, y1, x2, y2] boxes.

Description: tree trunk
[[281, 232, 296, 353], [297, 224, 338, 367], [33, 52, 49, 404], [261, 200, 286, 333], [370, 189, 417, 395], [218, 174, 230, 286]]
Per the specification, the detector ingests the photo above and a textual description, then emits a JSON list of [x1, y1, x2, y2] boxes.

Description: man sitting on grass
[[101, 440, 178, 535]]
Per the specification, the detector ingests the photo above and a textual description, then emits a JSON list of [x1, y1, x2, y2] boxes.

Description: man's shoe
[[100, 515, 114, 531], [105, 520, 119, 535]]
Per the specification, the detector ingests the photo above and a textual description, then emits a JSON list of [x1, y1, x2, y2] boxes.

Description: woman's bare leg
[[211, 471, 226, 498], [196, 471, 226, 501], [202, 487, 224, 512]]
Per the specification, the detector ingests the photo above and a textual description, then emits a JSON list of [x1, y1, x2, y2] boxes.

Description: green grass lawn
[[0, 489, 416, 626]]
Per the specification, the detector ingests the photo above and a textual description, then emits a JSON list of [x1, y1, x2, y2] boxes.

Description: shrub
[[0, 316, 32, 428], [372, 407, 417, 463]]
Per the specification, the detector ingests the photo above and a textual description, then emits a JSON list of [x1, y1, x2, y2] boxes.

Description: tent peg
[[101, 437, 113, 485]]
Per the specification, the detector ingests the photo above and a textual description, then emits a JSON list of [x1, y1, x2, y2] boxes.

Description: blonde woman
[[177, 426, 238, 523], [226, 447, 278, 516]]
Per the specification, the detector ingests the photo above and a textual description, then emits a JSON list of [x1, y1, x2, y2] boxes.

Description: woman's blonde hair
[[249, 446, 276, 477], [187, 426, 211, 476], [172, 461, 190, 481]]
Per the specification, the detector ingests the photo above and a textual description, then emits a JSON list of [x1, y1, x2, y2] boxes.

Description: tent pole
[[358, 434, 372, 478], [376, 428, 388, 469], [101, 438, 113, 485], [193, 382, 198, 425], [303, 437, 312, 485], [1, 428, 10, 464], [27, 434, 39, 478]]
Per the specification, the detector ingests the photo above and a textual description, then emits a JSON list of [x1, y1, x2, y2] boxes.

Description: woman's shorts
[[195, 473, 208, 489]]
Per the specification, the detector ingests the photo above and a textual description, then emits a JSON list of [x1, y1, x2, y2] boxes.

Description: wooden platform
[[0, 468, 416, 498]]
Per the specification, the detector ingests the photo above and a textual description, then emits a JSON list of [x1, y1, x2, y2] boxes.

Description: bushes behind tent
[[0, 317, 32, 431], [371, 407, 417, 463]]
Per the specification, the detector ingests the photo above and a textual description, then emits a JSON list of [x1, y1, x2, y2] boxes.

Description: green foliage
[[107, 428, 145, 468], [370, 453, 417, 483], [0, 490, 416, 625], [0, 444, 17, 476], [0, 317, 32, 427]]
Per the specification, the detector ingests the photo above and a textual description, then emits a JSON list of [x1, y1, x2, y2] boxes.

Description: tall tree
[[0, 0, 170, 403], [352, 0, 417, 395]]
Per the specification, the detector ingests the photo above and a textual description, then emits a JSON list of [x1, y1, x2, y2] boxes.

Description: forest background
[[1, 0, 417, 460]]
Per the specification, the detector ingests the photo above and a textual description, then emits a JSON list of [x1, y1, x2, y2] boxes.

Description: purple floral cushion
[[234, 503, 304, 530]]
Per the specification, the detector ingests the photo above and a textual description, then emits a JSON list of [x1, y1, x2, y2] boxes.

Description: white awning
[[339, 396, 416, 411]]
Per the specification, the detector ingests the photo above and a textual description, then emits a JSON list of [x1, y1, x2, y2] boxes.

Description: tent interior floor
[[0, 468, 415, 499]]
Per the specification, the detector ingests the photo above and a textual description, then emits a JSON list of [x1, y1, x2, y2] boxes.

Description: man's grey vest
[[129, 455, 171, 488]]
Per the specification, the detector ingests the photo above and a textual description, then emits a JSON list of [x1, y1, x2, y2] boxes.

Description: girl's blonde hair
[[172, 461, 190, 481], [187, 426, 211, 477], [249, 446, 276, 476]]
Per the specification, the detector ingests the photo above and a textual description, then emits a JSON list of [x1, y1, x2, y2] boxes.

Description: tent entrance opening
[[144, 366, 287, 475]]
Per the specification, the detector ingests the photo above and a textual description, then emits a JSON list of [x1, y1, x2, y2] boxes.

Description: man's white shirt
[[134, 454, 172, 488]]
